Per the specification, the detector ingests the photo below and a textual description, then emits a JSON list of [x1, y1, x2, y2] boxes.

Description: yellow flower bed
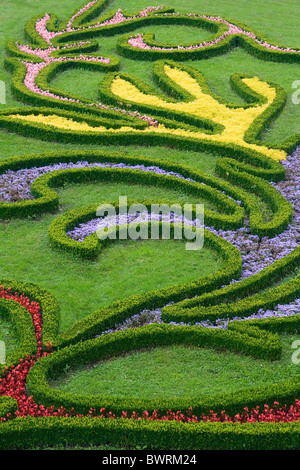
[[9, 64, 287, 162], [110, 64, 286, 161], [9, 114, 125, 133]]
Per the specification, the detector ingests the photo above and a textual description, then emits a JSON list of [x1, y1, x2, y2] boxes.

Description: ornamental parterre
[[1, 0, 300, 451]]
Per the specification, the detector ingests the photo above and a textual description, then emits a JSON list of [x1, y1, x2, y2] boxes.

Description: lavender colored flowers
[[1, 147, 299, 332], [0, 160, 195, 203], [94, 147, 300, 335]]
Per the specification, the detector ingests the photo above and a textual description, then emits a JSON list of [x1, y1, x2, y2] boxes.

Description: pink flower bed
[[15, 5, 164, 126], [128, 12, 299, 53]]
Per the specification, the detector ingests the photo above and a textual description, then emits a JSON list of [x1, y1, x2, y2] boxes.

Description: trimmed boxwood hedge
[[52, 9, 224, 46], [51, 225, 242, 348], [48, 200, 237, 259], [34, 166, 243, 228], [26, 323, 283, 418], [162, 270, 300, 325], [0, 151, 244, 228], [2, 103, 296, 173], [162, 244, 300, 325], [99, 60, 285, 146], [115, 13, 300, 63], [0, 397, 18, 419], [1, 416, 300, 450], [4, 57, 141, 125], [52, 243, 300, 349]]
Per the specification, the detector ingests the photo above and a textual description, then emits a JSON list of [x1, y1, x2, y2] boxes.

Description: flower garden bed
[[1, 0, 300, 450]]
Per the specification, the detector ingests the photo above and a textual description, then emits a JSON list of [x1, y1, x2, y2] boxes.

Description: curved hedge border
[[54, 244, 300, 349], [40, 2, 300, 69], [33, 167, 243, 228], [27, 323, 283, 418], [3, 0, 300, 158], [0, 149, 293, 345], [97, 58, 292, 160], [0, 114, 293, 238], [99, 63, 227, 134], [99, 60, 286, 151], [52, 9, 224, 47], [163, 272, 300, 325], [0, 140, 285, 183], [48, 201, 229, 259], [4, 58, 143, 125], [163, 244, 300, 312], [162, 242, 300, 324], [2, 104, 295, 161], [214, 157, 292, 238], [0, 149, 291, 242], [115, 13, 300, 63], [51, 226, 241, 348], [0, 152, 245, 228], [48, 203, 242, 310], [4, 39, 299, 165]]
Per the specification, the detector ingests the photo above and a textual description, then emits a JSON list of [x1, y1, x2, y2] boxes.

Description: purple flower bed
[[94, 148, 300, 334], [0, 161, 195, 203], [1, 146, 299, 333], [1, 148, 299, 331], [65, 149, 300, 281], [67, 210, 205, 242], [97, 296, 300, 337]]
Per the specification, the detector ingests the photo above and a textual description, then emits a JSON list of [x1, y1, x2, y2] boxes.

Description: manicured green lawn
[[50, 334, 300, 401]]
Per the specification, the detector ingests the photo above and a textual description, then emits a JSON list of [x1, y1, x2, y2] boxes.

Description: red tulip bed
[[1, 0, 300, 450]]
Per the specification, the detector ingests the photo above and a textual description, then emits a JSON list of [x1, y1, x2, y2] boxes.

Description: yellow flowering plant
[[6, 61, 287, 162]]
